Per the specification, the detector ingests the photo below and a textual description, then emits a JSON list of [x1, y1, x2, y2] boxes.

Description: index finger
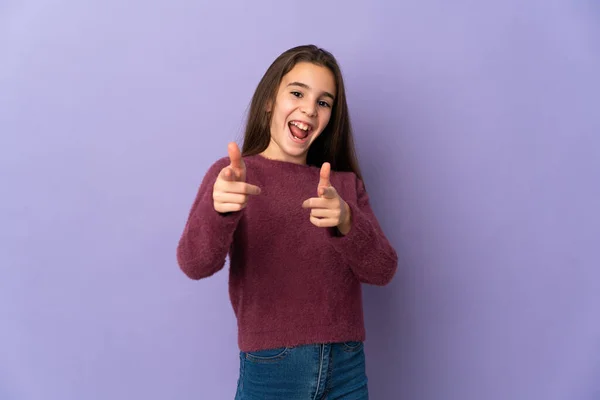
[[228, 142, 243, 170], [222, 181, 261, 195]]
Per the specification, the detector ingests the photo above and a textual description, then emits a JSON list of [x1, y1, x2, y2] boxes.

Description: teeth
[[291, 121, 309, 131]]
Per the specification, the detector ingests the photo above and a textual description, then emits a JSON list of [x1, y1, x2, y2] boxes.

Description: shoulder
[[205, 156, 230, 173], [331, 170, 367, 198], [214, 155, 231, 167], [198, 156, 230, 184], [331, 170, 363, 187]]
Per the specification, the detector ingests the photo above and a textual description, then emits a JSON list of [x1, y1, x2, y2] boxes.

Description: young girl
[[177, 44, 398, 400]]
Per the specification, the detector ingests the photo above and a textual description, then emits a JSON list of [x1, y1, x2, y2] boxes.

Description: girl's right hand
[[213, 142, 261, 213]]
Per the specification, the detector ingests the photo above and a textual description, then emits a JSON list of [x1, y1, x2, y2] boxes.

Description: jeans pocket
[[244, 347, 290, 363], [342, 341, 364, 352]]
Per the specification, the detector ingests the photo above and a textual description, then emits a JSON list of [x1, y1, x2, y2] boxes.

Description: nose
[[300, 100, 317, 117]]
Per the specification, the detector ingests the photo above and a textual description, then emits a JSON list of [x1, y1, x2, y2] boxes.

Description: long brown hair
[[241, 44, 363, 180]]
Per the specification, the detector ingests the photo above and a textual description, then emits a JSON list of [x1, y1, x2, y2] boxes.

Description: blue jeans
[[234, 342, 368, 399]]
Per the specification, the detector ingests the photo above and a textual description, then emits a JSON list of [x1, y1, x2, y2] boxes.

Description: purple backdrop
[[1, 1, 599, 399]]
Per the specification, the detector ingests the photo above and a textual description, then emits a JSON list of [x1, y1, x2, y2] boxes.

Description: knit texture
[[176, 154, 398, 352]]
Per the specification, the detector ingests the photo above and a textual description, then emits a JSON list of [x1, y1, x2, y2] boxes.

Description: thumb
[[318, 162, 331, 188], [228, 142, 244, 169], [318, 162, 331, 196], [320, 186, 338, 199], [227, 142, 245, 180]]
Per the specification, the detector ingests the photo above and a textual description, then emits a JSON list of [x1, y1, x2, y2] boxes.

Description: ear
[[265, 99, 273, 113]]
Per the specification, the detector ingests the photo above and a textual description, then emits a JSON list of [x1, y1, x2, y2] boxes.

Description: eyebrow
[[286, 81, 335, 100]]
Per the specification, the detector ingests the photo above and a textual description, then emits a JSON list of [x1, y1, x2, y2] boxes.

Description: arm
[[329, 177, 398, 286], [176, 158, 243, 280]]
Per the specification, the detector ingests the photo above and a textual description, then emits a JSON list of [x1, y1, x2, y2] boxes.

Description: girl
[[177, 44, 398, 400]]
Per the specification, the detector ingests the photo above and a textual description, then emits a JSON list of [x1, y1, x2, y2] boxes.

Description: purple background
[[1, 1, 599, 399]]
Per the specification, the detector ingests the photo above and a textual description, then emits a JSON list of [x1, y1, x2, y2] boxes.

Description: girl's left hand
[[302, 162, 352, 235]]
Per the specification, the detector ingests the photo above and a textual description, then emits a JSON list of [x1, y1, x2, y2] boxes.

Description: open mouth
[[288, 120, 313, 142]]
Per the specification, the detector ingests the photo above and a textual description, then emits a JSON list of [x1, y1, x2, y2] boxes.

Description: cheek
[[274, 102, 294, 124], [320, 110, 333, 127], [270, 107, 285, 127]]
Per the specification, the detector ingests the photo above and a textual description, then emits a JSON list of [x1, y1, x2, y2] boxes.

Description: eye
[[291, 91, 302, 98], [318, 100, 331, 108]]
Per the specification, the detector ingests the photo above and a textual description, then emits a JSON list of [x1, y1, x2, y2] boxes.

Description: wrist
[[337, 201, 352, 235]]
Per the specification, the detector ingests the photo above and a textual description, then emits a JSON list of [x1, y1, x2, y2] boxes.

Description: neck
[[260, 140, 307, 165]]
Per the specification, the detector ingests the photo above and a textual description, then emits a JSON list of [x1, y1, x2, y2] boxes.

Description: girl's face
[[262, 62, 336, 164]]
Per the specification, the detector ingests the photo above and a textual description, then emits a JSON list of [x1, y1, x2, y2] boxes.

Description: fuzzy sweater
[[176, 154, 398, 352]]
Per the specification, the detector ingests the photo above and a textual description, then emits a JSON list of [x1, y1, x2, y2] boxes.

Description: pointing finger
[[217, 180, 261, 195], [302, 197, 328, 209], [239, 183, 261, 195]]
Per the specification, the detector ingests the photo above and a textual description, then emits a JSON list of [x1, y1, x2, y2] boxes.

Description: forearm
[[330, 201, 398, 286], [177, 199, 243, 279]]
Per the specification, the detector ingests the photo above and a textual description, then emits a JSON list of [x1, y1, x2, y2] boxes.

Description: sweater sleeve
[[176, 157, 244, 280], [328, 177, 398, 286]]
